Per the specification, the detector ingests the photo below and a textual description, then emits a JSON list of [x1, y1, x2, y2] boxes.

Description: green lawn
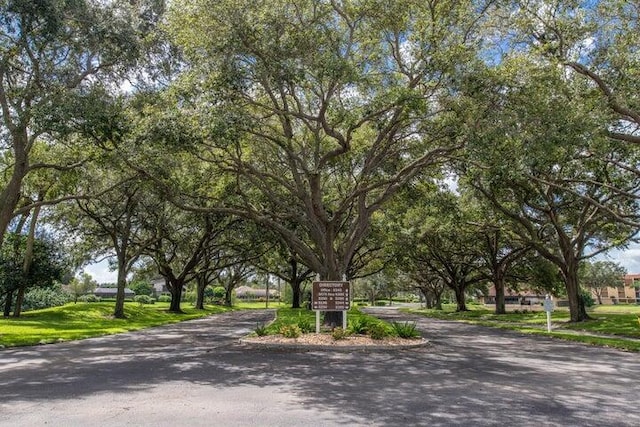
[[260, 307, 317, 334], [589, 304, 640, 314], [6, 300, 638, 351], [0, 302, 233, 348], [235, 301, 288, 310], [407, 303, 640, 352], [0, 301, 329, 348]]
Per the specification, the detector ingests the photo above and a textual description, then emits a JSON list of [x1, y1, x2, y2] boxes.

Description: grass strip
[[407, 307, 640, 352], [0, 302, 233, 348]]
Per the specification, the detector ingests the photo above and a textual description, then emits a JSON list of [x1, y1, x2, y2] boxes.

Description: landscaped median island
[[240, 307, 429, 350], [405, 304, 640, 352], [0, 302, 233, 348]]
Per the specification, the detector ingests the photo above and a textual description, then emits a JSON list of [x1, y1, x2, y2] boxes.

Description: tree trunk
[[290, 258, 302, 309], [195, 274, 206, 310], [494, 276, 506, 315], [224, 286, 233, 307], [453, 285, 468, 312], [13, 287, 25, 317], [323, 310, 343, 327], [113, 259, 128, 319], [434, 293, 443, 310], [13, 205, 41, 317], [3, 290, 13, 317], [595, 290, 603, 305], [265, 279, 270, 308], [565, 265, 590, 322], [0, 137, 28, 247], [195, 283, 205, 309], [168, 279, 185, 313], [420, 289, 433, 309], [291, 279, 302, 308], [434, 287, 444, 310]]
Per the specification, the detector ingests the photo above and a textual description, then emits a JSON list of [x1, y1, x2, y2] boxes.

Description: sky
[[595, 244, 640, 275], [84, 259, 118, 284]]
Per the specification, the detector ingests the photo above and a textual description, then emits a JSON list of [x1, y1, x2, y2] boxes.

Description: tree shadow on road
[[0, 310, 637, 426]]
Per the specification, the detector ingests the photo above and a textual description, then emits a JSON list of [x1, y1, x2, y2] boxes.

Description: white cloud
[[594, 243, 640, 274], [83, 259, 118, 284]]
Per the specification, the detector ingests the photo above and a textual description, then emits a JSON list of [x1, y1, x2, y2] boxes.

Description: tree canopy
[[1, 0, 638, 322]]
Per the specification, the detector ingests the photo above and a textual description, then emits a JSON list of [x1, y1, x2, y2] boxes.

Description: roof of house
[[94, 287, 135, 296], [484, 285, 545, 298], [235, 286, 279, 297], [624, 274, 640, 286]]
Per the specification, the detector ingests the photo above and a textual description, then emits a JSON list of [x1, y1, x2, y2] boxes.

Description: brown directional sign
[[312, 281, 350, 311]]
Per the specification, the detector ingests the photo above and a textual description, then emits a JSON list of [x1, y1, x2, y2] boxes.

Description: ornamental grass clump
[[391, 321, 421, 339], [297, 315, 313, 333], [348, 317, 369, 335], [255, 323, 268, 336]]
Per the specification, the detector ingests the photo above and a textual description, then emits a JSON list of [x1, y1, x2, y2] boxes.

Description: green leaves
[[580, 260, 627, 290]]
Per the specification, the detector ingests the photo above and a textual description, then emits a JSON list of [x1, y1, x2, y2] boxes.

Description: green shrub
[[22, 286, 70, 311], [374, 301, 387, 306], [157, 295, 171, 302], [580, 289, 595, 308], [280, 324, 302, 338], [78, 294, 101, 303], [212, 286, 226, 299], [348, 317, 369, 335], [368, 322, 389, 340], [183, 291, 197, 303], [391, 321, 421, 339], [255, 323, 268, 336], [134, 295, 156, 305], [297, 315, 313, 333], [128, 280, 154, 296], [332, 327, 349, 341]]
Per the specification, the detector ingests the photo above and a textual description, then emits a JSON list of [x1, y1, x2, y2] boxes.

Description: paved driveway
[[1, 308, 638, 426]]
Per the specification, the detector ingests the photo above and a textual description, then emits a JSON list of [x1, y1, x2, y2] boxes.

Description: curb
[[238, 337, 430, 352]]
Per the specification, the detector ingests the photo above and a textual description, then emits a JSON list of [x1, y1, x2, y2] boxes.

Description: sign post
[[312, 281, 350, 333], [543, 294, 554, 333]]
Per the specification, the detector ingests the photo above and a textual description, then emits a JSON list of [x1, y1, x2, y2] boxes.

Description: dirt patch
[[241, 333, 428, 348]]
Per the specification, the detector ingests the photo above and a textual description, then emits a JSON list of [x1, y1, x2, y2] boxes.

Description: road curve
[[1, 308, 638, 426]]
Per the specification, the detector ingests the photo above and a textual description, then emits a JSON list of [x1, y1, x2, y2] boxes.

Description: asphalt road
[[1, 307, 639, 426]]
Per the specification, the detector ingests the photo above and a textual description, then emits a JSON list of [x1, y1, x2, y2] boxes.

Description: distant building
[[592, 274, 640, 304], [149, 277, 185, 297], [151, 277, 169, 296], [235, 285, 280, 301], [94, 287, 135, 299], [480, 273, 640, 307], [480, 286, 545, 306]]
